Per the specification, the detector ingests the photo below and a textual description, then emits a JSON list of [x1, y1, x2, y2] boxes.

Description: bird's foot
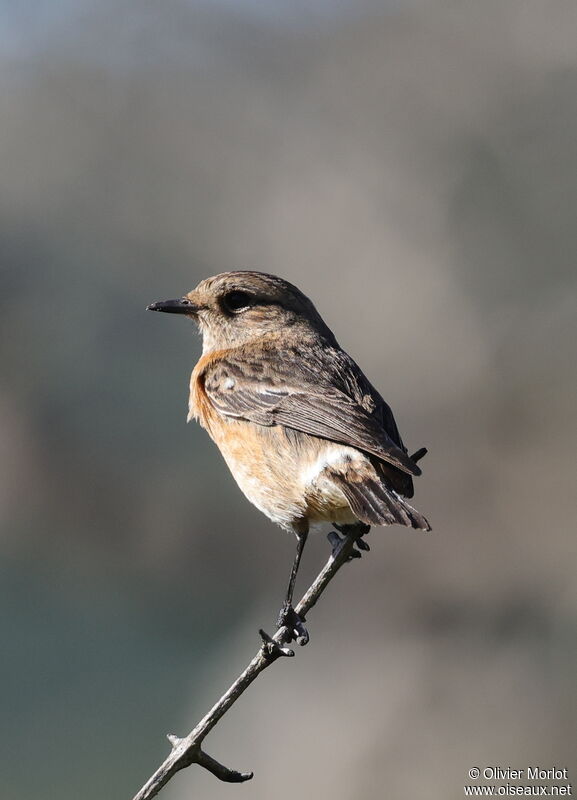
[[258, 628, 294, 661], [277, 601, 309, 646], [329, 523, 371, 560]]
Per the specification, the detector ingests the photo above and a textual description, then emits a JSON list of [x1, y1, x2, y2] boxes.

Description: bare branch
[[131, 529, 363, 800]]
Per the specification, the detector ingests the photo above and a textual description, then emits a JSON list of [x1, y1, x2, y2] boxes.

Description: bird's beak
[[147, 298, 200, 315]]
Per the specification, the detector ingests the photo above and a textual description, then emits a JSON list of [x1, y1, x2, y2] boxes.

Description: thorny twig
[[131, 528, 364, 800]]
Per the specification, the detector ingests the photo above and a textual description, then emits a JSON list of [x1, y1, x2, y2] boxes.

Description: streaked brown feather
[[331, 472, 430, 530], [199, 341, 421, 483]]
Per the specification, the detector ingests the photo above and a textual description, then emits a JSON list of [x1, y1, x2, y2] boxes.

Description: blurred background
[[1, 2, 576, 798]]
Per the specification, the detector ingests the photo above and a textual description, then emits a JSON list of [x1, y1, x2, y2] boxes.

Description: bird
[[148, 271, 430, 643]]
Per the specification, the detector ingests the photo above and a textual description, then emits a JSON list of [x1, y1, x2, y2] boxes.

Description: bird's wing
[[202, 349, 421, 477]]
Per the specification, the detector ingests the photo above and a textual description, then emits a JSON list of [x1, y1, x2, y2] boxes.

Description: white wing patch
[[301, 445, 354, 487]]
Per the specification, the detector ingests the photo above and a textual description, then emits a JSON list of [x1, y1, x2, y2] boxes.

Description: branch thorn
[[197, 749, 254, 783], [166, 734, 182, 748]]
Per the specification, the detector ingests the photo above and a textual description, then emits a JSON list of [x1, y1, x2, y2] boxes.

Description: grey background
[[1, 2, 576, 798]]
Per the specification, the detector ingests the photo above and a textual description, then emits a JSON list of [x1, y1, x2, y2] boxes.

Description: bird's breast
[[188, 360, 358, 530]]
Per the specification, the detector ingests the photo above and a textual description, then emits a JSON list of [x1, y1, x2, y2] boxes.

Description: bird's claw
[[328, 525, 371, 560], [259, 628, 294, 661], [327, 530, 344, 556], [277, 602, 309, 646]]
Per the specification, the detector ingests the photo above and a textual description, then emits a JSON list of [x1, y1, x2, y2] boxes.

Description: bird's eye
[[222, 290, 252, 313]]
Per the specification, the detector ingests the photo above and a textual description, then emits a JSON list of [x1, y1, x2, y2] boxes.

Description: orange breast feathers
[[187, 350, 306, 530], [187, 349, 232, 433]]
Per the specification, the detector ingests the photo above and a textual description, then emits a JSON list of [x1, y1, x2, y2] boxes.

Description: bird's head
[[148, 271, 336, 352]]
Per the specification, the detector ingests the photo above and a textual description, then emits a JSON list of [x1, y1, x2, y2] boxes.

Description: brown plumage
[[148, 271, 430, 639], [150, 270, 429, 532]]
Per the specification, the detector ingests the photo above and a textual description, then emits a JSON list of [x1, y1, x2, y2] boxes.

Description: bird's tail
[[332, 473, 431, 531]]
